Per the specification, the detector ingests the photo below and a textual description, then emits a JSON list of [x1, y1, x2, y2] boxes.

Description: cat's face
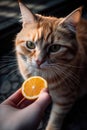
[[16, 2, 82, 82]]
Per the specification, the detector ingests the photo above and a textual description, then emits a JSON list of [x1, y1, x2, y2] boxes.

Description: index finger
[[2, 89, 24, 105]]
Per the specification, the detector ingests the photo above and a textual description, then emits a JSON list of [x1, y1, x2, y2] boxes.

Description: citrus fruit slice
[[21, 76, 48, 100]]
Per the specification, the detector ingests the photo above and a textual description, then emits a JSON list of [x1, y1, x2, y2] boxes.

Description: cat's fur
[[15, 1, 87, 130]]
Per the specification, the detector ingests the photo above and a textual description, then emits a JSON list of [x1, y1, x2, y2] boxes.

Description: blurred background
[[0, 0, 87, 130]]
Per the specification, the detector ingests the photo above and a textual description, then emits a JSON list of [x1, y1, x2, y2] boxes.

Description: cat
[[15, 1, 87, 130]]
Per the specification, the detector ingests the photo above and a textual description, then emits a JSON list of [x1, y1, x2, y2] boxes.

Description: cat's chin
[[21, 63, 49, 80], [29, 65, 48, 72], [22, 70, 46, 80], [22, 70, 41, 80], [21, 71, 33, 80]]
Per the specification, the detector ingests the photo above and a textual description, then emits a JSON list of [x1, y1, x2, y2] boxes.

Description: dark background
[[0, 0, 87, 130]]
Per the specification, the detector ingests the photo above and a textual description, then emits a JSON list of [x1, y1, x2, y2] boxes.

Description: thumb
[[35, 88, 51, 111], [18, 88, 51, 130]]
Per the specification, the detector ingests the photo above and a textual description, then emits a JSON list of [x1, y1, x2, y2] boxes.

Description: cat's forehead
[[22, 15, 62, 31], [16, 16, 64, 45]]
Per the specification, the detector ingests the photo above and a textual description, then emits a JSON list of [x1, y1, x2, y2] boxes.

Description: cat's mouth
[[24, 68, 45, 80], [24, 63, 49, 79], [31, 61, 49, 71], [31, 64, 48, 71]]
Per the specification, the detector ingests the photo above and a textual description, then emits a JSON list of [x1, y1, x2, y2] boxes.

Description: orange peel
[[21, 76, 48, 100]]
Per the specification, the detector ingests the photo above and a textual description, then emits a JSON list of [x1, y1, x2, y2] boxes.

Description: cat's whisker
[[0, 58, 16, 62], [54, 65, 80, 89], [5, 68, 20, 79], [56, 63, 84, 69], [0, 66, 18, 74], [0, 59, 17, 64], [0, 60, 18, 72], [61, 69, 80, 89], [0, 62, 17, 69], [7, 48, 16, 55], [51, 66, 70, 88], [49, 62, 84, 69], [1, 57, 18, 60], [59, 65, 80, 85], [0, 60, 17, 63], [58, 64, 79, 79], [49, 63, 79, 89], [67, 69, 80, 83], [0, 67, 17, 73], [51, 63, 80, 81]]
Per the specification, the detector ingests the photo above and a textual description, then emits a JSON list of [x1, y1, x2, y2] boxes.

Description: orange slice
[[21, 76, 48, 100]]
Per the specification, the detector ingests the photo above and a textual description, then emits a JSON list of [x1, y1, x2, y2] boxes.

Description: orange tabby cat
[[15, 1, 87, 130]]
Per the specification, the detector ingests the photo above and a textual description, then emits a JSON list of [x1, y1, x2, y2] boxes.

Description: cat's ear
[[61, 7, 82, 32], [18, 0, 36, 27]]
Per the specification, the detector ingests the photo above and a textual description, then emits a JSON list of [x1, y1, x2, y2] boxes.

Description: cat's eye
[[48, 44, 61, 53], [26, 41, 36, 50]]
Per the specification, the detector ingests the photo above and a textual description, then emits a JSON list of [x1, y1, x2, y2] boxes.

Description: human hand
[[0, 88, 51, 130]]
